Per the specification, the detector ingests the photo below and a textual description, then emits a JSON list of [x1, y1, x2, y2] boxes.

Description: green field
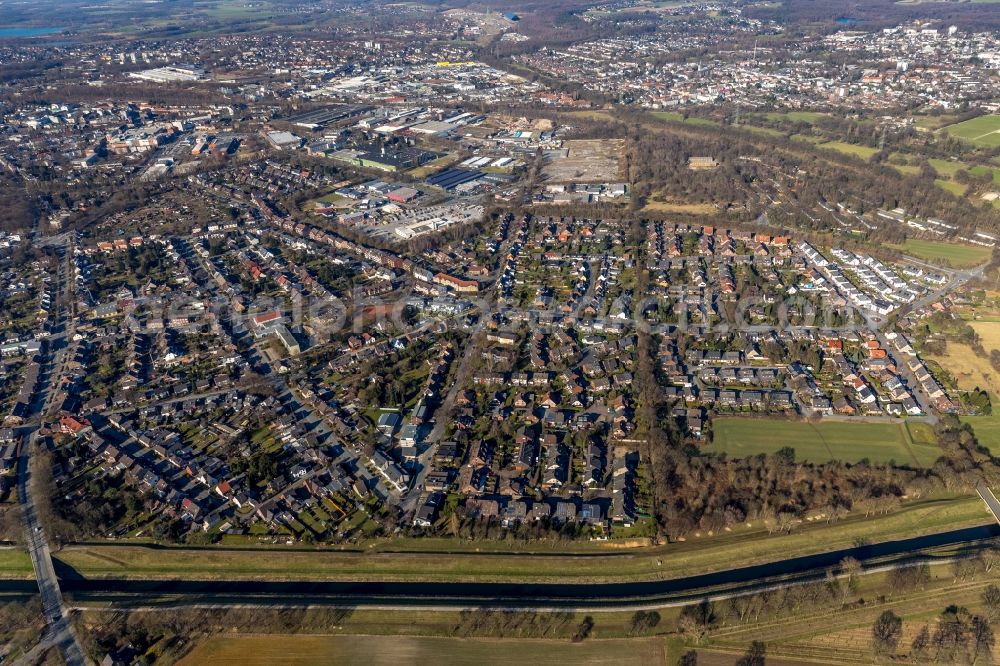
[[892, 163, 920, 176], [935, 178, 968, 196], [943, 115, 1000, 148], [791, 133, 824, 144], [205, 1, 271, 19], [179, 635, 669, 666], [928, 157, 967, 178], [964, 411, 1000, 456], [0, 548, 39, 578], [710, 418, 940, 466], [888, 238, 993, 268], [817, 141, 879, 159], [970, 165, 1000, 185], [740, 125, 786, 138]]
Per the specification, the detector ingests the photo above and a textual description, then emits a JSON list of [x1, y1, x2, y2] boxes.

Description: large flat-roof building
[[130, 64, 206, 83]]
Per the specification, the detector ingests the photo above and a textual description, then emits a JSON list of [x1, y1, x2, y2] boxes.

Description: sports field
[[709, 418, 940, 466], [943, 115, 1000, 148], [889, 238, 992, 268]]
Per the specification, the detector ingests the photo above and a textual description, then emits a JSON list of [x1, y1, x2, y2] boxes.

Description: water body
[[0, 27, 64, 38], [835, 17, 860, 26], [44, 524, 1000, 609]]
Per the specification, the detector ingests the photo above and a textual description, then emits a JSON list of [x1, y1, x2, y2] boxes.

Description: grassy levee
[[54, 494, 990, 584], [0, 548, 41, 579]]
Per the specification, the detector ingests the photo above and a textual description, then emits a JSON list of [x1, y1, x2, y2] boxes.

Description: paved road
[[977, 481, 1000, 525], [401, 334, 481, 514], [871, 327, 938, 423], [18, 432, 89, 666], [894, 258, 987, 320], [13, 240, 90, 666], [99, 384, 263, 416]]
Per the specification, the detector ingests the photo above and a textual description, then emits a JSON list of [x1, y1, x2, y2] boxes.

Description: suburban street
[[401, 331, 482, 514], [17, 431, 88, 666], [13, 241, 89, 665], [1, 4, 1000, 662]]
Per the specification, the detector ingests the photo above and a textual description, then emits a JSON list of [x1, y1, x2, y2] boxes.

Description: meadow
[[889, 238, 992, 268], [816, 141, 878, 160], [709, 418, 940, 466]]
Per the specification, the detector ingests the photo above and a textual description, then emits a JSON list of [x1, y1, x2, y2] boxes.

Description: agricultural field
[[972, 321, 1000, 349], [943, 114, 1000, 148], [701, 561, 1000, 664], [930, 322, 1000, 400], [542, 138, 625, 183], [709, 418, 941, 467], [179, 635, 669, 666], [888, 238, 993, 268], [171, 550, 1000, 666], [205, 0, 274, 20]]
